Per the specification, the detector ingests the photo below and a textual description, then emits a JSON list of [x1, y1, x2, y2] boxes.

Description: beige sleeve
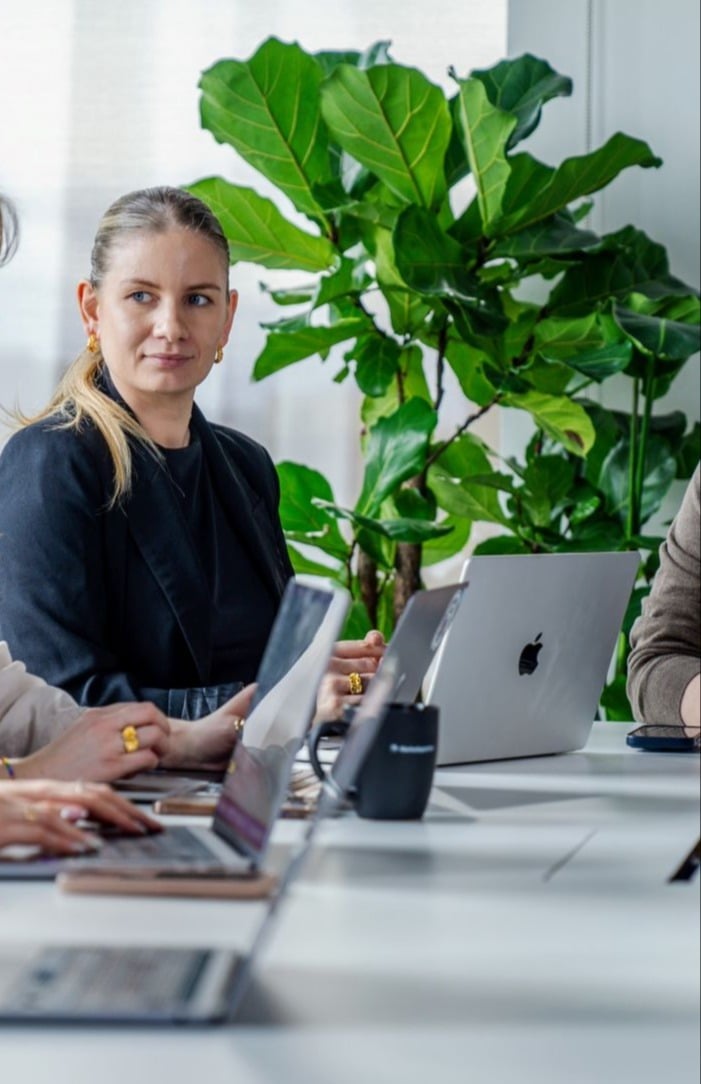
[[627, 465, 701, 723], [0, 641, 83, 757]]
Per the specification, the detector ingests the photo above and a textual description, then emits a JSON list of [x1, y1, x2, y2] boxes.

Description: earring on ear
[[214, 345, 224, 364], [87, 332, 99, 355]]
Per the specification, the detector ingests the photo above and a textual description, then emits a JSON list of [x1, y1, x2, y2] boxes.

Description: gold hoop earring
[[87, 332, 99, 355], [214, 345, 224, 364]]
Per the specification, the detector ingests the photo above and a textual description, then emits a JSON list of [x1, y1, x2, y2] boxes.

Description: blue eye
[[129, 290, 151, 303], [188, 294, 211, 307]]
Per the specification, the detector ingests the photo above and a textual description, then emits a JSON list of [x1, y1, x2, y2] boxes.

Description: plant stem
[[357, 548, 379, 627], [394, 542, 422, 624], [627, 377, 640, 539], [424, 395, 501, 471], [434, 321, 449, 413], [634, 360, 657, 533]]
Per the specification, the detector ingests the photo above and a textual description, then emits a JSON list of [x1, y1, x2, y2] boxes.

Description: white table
[[1, 723, 699, 1084]]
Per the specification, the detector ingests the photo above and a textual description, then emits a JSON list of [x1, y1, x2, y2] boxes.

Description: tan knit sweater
[[0, 641, 82, 757], [627, 464, 701, 723]]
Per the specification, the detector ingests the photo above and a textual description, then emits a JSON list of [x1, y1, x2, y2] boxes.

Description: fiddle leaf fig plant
[[190, 38, 700, 717]]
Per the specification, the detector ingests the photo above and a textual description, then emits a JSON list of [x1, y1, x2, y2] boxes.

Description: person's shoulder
[[0, 416, 109, 484], [3, 413, 90, 450]]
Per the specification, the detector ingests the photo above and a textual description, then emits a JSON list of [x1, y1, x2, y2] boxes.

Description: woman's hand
[[0, 779, 160, 855], [163, 684, 258, 770], [13, 702, 171, 783], [315, 630, 386, 721]]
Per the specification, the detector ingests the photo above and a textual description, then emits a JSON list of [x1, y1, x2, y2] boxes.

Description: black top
[[0, 371, 294, 719], [160, 431, 277, 687]]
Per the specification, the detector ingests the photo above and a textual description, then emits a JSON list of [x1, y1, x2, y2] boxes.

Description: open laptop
[[369, 581, 468, 705], [0, 579, 349, 880], [0, 661, 399, 1025], [424, 552, 640, 766]]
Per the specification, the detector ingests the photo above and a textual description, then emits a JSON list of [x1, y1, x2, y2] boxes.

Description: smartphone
[[626, 724, 700, 753]]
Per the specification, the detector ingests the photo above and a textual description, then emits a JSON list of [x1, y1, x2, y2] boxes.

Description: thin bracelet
[[1, 756, 16, 779]]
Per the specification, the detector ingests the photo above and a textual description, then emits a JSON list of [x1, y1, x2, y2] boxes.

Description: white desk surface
[[1, 723, 699, 1084]]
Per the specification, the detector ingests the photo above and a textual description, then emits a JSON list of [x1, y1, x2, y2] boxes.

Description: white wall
[[506, 0, 700, 519]]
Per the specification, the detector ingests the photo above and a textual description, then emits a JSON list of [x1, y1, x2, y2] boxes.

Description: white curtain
[[0, 0, 506, 513]]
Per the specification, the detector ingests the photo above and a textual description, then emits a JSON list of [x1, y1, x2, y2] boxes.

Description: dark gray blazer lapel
[[191, 407, 288, 602]]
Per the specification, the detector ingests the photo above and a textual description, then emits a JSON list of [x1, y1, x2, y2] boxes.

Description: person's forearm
[[680, 673, 701, 729]]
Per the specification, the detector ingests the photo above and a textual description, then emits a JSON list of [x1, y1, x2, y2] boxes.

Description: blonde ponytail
[[14, 349, 160, 506]]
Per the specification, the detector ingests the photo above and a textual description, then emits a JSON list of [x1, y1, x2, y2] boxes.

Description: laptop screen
[[212, 581, 348, 861]]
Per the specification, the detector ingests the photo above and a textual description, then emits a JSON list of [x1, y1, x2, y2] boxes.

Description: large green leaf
[[676, 423, 701, 477], [599, 436, 677, 525], [276, 461, 349, 559], [393, 206, 484, 304], [533, 312, 633, 380], [371, 224, 433, 335], [473, 535, 531, 556], [315, 42, 394, 197], [253, 317, 368, 379], [199, 39, 338, 222], [612, 304, 701, 361], [470, 53, 572, 149], [558, 342, 633, 381], [188, 178, 335, 272], [360, 345, 431, 427], [316, 501, 453, 544], [444, 340, 500, 407], [490, 212, 600, 260], [286, 543, 344, 581], [453, 78, 515, 231], [320, 62, 451, 208], [428, 439, 507, 524], [497, 135, 661, 235], [600, 673, 634, 721], [353, 333, 402, 396], [534, 313, 607, 358], [503, 390, 596, 455], [357, 397, 437, 516], [313, 257, 367, 309], [523, 455, 576, 519], [549, 227, 696, 314], [422, 514, 472, 565]]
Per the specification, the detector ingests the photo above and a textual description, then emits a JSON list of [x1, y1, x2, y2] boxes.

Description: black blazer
[[0, 395, 293, 715]]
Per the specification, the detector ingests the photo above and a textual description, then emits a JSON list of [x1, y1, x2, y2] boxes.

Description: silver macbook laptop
[[424, 552, 640, 765], [0, 661, 399, 1025], [0, 579, 349, 880]]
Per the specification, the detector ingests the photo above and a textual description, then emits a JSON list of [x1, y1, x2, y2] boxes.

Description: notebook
[[0, 579, 349, 880], [424, 552, 640, 765], [0, 661, 398, 1025]]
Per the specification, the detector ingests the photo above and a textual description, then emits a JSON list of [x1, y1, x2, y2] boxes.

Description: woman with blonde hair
[[0, 186, 382, 724]]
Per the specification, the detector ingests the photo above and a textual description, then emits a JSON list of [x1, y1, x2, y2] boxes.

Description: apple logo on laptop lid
[[519, 633, 543, 676]]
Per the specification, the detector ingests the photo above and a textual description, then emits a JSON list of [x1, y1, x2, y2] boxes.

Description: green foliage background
[[190, 39, 700, 718]]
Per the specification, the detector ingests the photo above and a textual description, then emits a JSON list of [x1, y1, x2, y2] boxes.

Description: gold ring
[[121, 724, 140, 754], [24, 805, 39, 822], [232, 717, 245, 739], [348, 672, 363, 696]]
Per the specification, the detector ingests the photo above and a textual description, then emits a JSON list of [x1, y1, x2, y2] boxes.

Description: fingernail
[[60, 805, 87, 821]]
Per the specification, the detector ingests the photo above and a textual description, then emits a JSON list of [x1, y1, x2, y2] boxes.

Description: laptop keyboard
[[4, 947, 212, 1015], [91, 825, 223, 866]]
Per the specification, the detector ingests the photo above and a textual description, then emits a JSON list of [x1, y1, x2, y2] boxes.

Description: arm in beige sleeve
[[0, 642, 83, 758], [627, 465, 701, 724]]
